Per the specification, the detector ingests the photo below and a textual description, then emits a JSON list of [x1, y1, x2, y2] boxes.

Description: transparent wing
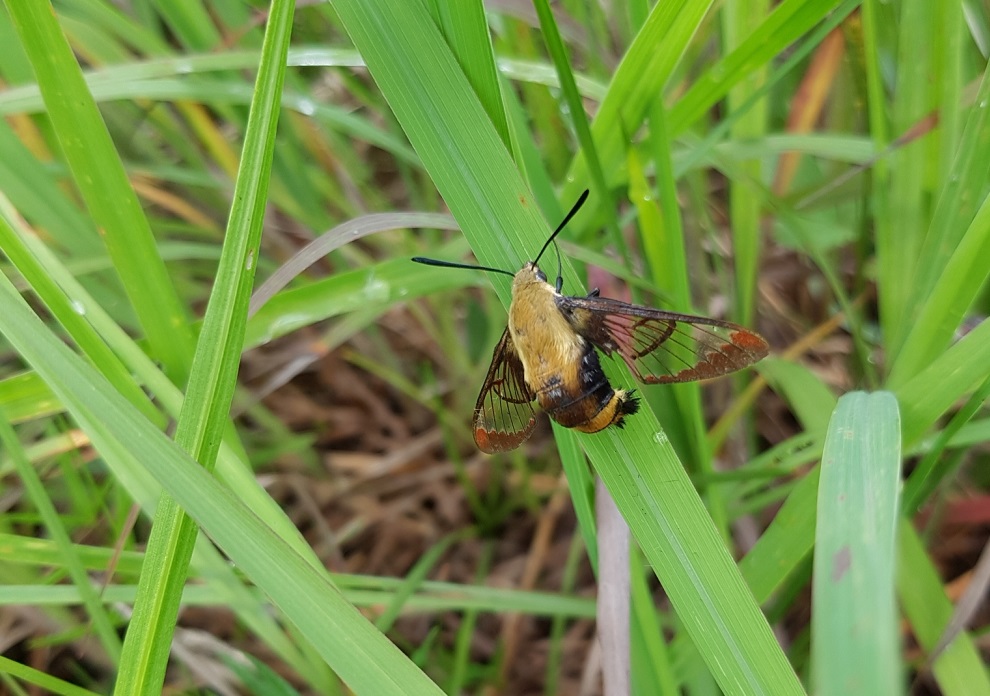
[[473, 329, 538, 453], [560, 296, 769, 384]]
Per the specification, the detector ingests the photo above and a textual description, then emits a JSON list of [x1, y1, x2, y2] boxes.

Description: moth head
[[513, 261, 549, 289]]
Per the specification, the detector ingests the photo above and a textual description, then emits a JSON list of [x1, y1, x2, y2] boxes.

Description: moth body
[[508, 263, 639, 435]]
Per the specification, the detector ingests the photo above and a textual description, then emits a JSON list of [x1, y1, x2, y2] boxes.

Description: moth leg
[[587, 288, 600, 297]]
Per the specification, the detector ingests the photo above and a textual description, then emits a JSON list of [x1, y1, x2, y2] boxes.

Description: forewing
[[473, 329, 537, 453], [560, 296, 769, 384]]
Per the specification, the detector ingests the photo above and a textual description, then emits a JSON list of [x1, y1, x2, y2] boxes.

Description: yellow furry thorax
[[507, 264, 583, 390]]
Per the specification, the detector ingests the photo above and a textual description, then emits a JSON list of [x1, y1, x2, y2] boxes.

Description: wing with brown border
[[473, 328, 538, 453], [558, 295, 769, 384]]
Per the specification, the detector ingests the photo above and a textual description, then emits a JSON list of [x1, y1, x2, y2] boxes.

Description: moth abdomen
[[536, 344, 636, 434]]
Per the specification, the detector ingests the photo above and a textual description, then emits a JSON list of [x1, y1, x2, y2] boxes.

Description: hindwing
[[473, 329, 537, 453]]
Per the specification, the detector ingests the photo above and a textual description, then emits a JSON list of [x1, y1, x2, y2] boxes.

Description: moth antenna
[[533, 189, 590, 266], [411, 257, 515, 278], [414, 189, 589, 281]]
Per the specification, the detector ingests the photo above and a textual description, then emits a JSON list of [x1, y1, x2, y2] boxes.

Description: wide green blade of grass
[[330, 2, 802, 693], [812, 392, 902, 696]]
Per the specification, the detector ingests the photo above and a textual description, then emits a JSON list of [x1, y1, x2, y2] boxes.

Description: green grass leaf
[[115, 1, 297, 690], [6, 0, 194, 380], [0, 270, 444, 694], [330, 3, 802, 693], [813, 392, 902, 696], [898, 522, 990, 696]]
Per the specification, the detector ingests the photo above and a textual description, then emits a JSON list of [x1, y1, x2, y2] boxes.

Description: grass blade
[[898, 522, 990, 696], [0, 272, 444, 695], [330, 3, 803, 692], [115, 1, 296, 691], [5, 0, 194, 380], [813, 392, 902, 696]]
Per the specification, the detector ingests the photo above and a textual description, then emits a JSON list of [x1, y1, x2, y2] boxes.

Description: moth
[[413, 191, 769, 453]]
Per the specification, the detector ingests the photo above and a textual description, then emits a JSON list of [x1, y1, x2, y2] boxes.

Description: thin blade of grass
[[562, 0, 715, 201], [895, 318, 990, 446], [0, 122, 103, 259], [561, 0, 847, 203], [878, 2, 938, 358], [740, 465, 820, 604], [669, 0, 845, 137], [0, 77, 417, 167], [0, 414, 122, 661], [722, 0, 769, 326], [759, 358, 837, 435], [556, 428, 598, 572], [1, 196, 323, 681], [5, 0, 194, 380], [531, 0, 626, 265], [0, 196, 161, 427], [898, 522, 990, 696], [634, 104, 715, 530], [630, 546, 679, 694], [626, 109, 704, 494], [245, 242, 480, 347], [897, 66, 990, 361], [114, 1, 295, 691], [887, 191, 990, 389], [0, 655, 99, 696], [902, 373, 990, 513], [436, 1, 510, 150]]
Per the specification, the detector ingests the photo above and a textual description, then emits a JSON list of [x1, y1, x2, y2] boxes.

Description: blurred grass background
[[0, 0, 989, 694]]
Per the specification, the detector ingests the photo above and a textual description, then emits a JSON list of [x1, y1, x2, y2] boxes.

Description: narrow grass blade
[[0, 655, 99, 696], [898, 522, 990, 696], [115, 1, 296, 691], [888, 191, 990, 389], [722, 0, 769, 326], [556, 428, 598, 572], [563, 0, 715, 199], [0, 200, 161, 426], [669, 0, 845, 136], [633, 107, 710, 509], [0, 415, 122, 661], [902, 66, 990, 353], [532, 0, 626, 264], [563, 0, 847, 202], [740, 465, 820, 604], [895, 318, 990, 446], [436, 1, 510, 150], [5, 0, 194, 380], [877, 2, 938, 358], [759, 358, 837, 435], [902, 373, 990, 512]]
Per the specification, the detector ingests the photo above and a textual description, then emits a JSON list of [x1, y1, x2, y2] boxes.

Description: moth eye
[[535, 269, 547, 282]]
